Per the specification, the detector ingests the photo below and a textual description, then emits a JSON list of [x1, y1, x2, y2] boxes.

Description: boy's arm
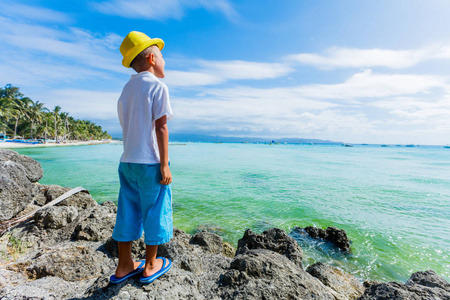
[[155, 115, 172, 185]]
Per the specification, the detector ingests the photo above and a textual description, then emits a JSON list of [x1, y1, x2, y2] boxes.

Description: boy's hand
[[160, 164, 172, 185]]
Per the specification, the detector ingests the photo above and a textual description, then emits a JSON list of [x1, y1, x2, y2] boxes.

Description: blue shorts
[[112, 162, 173, 245]]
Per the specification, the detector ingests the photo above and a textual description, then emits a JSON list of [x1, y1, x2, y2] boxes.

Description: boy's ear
[[147, 53, 156, 66]]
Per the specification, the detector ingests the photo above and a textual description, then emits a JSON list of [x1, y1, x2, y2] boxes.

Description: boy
[[110, 31, 173, 284]]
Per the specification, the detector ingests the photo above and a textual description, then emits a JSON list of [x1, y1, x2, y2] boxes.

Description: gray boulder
[[219, 249, 338, 300], [0, 160, 38, 222], [0, 273, 96, 300], [8, 189, 107, 250], [190, 231, 223, 254], [236, 228, 303, 268], [13, 243, 113, 281], [0, 149, 43, 183], [34, 206, 78, 229], [307, 262, 364, 299], [73, 201, 117, 241], [44, 185, 97, 210], [359, 270, 450, 299], [293, 225, 351, 252], [406, 270, 450, 291]]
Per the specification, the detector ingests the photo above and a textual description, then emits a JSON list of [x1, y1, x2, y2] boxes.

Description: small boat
[[343, 143, 353, 147]]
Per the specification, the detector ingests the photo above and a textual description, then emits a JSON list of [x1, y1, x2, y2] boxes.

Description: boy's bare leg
[[115, 241, 143, 277], [143, 245, 165, 277]]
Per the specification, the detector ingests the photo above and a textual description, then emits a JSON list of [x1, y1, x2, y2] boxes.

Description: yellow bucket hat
[[120, 31, 164, 68]]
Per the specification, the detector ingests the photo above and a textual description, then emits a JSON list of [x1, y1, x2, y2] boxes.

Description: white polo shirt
[[118, 71, 173, 164]]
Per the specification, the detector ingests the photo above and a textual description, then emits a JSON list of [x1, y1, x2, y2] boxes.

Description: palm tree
[[42, 111, 52, 143], [59, 112, 69, 142], [29, 101, 45, 140], [0, 97, 13, 137], [52, 106, 61, 142], [12, 97, 32, 139]]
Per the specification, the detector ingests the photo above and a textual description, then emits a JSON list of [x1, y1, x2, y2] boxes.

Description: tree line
[[0, 84, 111, 142]]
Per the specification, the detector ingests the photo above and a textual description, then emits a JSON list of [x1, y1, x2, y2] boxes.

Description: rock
[[73, 201, 116, 241], [307, 262, 364, 299], [222, 241, 236, 258], [34, 206, 78, 229], [0, 275, 96, 300], [406, 270, 450, 291], [0, 268, 27, 289], [105, 236, 146, 258], [292, 226, 351, 252], [0, 149, 43, 183], [179, 255, 204, 275], [359, 270, 450, 299], [190, 231, 223, 254], [157, 228, 196, 262], [15, 243, 113, 281], [44, 184, 97, 210], [33, 184, 48, 206], [0, 160, 38, 221], [236, 228, 303, 268], [219, 249, 338, 300]]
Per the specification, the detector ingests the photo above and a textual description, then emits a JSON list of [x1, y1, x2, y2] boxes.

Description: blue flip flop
[[139, 257, 172, 284], [110, 260, 145, 284]]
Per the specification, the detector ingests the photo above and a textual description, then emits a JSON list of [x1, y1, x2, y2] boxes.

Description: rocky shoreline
[[0, 149, 449, 299]]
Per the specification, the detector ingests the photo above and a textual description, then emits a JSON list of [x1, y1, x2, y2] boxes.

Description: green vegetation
[[0, 84, 111, 141], [7, 234, 27, 260]]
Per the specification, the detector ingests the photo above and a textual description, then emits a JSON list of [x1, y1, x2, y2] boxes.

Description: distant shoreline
[[0, 140, 113, 149]]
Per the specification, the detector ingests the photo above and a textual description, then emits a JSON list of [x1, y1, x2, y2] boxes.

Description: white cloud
[[42, 89, 120, 120], [92, 0, 237, 21], [199, 60, 294, 81], [0, 3, 70, 23], [294, 70, 445, 100], [164, 60, 294, 87], [166, 69, 450, 144], [288, 45, 450, 70], [164, 71, 223, 87], [0, 16, 126, 78]]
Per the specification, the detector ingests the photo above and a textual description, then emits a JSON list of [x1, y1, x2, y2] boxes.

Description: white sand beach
[[0, 140, 113, 149]]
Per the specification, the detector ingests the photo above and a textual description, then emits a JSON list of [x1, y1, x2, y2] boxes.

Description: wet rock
[[195, 223, 225, 235], [74, 201, 116, 242], [190, 231, 223, 254], [44, 185, 97, 210], [307, 262, 364, 299], [293, 226, 351, 252], [17, 243, 113, 281], [359, 270, 450, 299], [236, 228, 303, 268], [34, 206, 78, 229], [0, 149, 43, 183], [0, 160, 38, 222]]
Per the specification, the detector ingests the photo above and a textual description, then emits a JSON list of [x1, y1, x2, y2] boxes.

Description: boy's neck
[[136, 67, 155, 75]]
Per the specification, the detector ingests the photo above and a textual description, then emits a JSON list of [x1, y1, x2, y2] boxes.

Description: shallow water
[[16, 143, 450, 282]]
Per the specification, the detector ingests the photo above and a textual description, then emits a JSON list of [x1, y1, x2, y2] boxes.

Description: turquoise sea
[[15, 143, 450, 283]]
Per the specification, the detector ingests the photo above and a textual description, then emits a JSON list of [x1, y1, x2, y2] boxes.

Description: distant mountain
[[169, 133, 340, 144]]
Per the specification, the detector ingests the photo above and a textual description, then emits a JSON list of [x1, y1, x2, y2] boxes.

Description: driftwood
[[0, 186, 87, 236]]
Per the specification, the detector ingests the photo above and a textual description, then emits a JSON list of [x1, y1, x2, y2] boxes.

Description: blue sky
[[1, 0, 450, 144]]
